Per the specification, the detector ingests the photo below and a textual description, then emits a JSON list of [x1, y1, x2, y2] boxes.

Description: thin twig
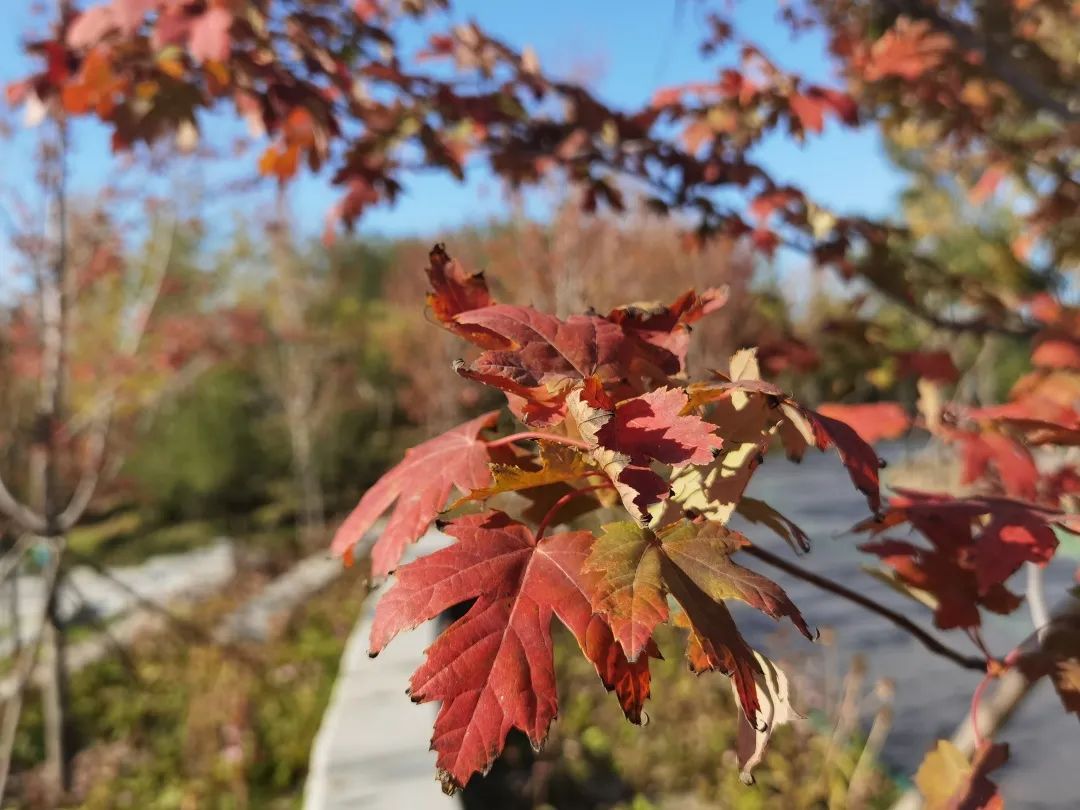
[[63, 577, 141, 684], [58, 212, 178, 532], [890, 593, 1080, 810], [486, 432, 593, 451], [742, 544, 987, 672]]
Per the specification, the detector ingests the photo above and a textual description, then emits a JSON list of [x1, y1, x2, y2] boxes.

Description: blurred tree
[[217, 205, 396, 548], [0, 129, 241, 803]]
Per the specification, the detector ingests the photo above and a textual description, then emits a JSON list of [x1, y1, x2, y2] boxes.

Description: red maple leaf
[[453, 305, 628, 423], [970, 513, 1058, 594], [787, 406, 885, 514], [857, 490, 1064, 628], [689, 366, 885, 515], [748, 187, 802, 223], [862, 18, 953, 82], [956, 429, 1039, 501], [353, 0, 382, 21], [606, 287, 727, 376], [816, 402, 910, 445], [583, 520, 811, 671], [896, 350, 959, 383], [1032, 338, 1080, 370], [424, 244, 504, 349], [566, 382, 724, 522], [67, 6, 115, 49], [188, 7, 232, 64], [860, 536, 1020, 630], [369, 511, 653, 791], [596, 387, 724, 467], [114, 0, 156, 33], [331, 411, 499, 576]]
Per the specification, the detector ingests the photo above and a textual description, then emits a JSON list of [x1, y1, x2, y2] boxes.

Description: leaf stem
[[535, 484, 610, 541], [741, 544, 987, 672], [486, 432, 592, 451]]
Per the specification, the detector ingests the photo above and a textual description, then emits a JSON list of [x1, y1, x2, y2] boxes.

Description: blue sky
[[0, 1, 904, 258]]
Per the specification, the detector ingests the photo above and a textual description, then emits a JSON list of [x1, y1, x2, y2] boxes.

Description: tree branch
[[741, 544, 987, 672], [0, 535, 35, 587], [0, 482, 46, 534], [66, 550, 260, 670], [889, 593, 1080, 810], [57, 211, 177, 532], [485, 432, 593, 451], [1025, 561, 1050, 644]]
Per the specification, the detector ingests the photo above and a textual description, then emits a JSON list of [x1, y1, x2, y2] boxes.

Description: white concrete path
[[304, 532, 460, 810]]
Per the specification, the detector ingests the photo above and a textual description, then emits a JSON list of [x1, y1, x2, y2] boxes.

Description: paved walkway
[[304, 532, 459, 810]]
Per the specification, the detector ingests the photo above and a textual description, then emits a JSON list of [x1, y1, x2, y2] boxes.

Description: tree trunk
[[40, 599, 72, 806], [288, 412, 325, 549], [34, 91, 74, 805]]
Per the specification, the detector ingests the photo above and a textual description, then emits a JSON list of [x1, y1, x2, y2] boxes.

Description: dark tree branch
[[742, 544, 987, 672]]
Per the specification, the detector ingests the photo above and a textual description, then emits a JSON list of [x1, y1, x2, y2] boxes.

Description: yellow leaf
[[916, 741, 974, 809], [451, 442, 599, 508], [156, 55, 186, 80], [135, 80, 159, 101]]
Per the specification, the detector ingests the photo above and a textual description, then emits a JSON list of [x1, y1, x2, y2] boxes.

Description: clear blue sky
[[0, 1, 903, 259]]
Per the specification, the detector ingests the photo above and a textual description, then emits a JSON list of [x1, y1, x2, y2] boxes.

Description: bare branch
[[1026, 562, 1050, 644], [57, 211, 177, 532], [55, 423, 107, 532], [0, 482, 46, 534], [0, 535, 35, 587], [66, 550, 260, 669], [742, 544, 987, 672]]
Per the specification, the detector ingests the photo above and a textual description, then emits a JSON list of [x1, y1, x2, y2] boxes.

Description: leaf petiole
[[535, 483, 613, 540], [486, 431, 593, 451]]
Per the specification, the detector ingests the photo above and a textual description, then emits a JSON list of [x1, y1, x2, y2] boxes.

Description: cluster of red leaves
[[331, 246, 887, 790], [960, 296, 1080, 455], [857, 489, 1064, 630], [848, 294, 1080, 745]]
